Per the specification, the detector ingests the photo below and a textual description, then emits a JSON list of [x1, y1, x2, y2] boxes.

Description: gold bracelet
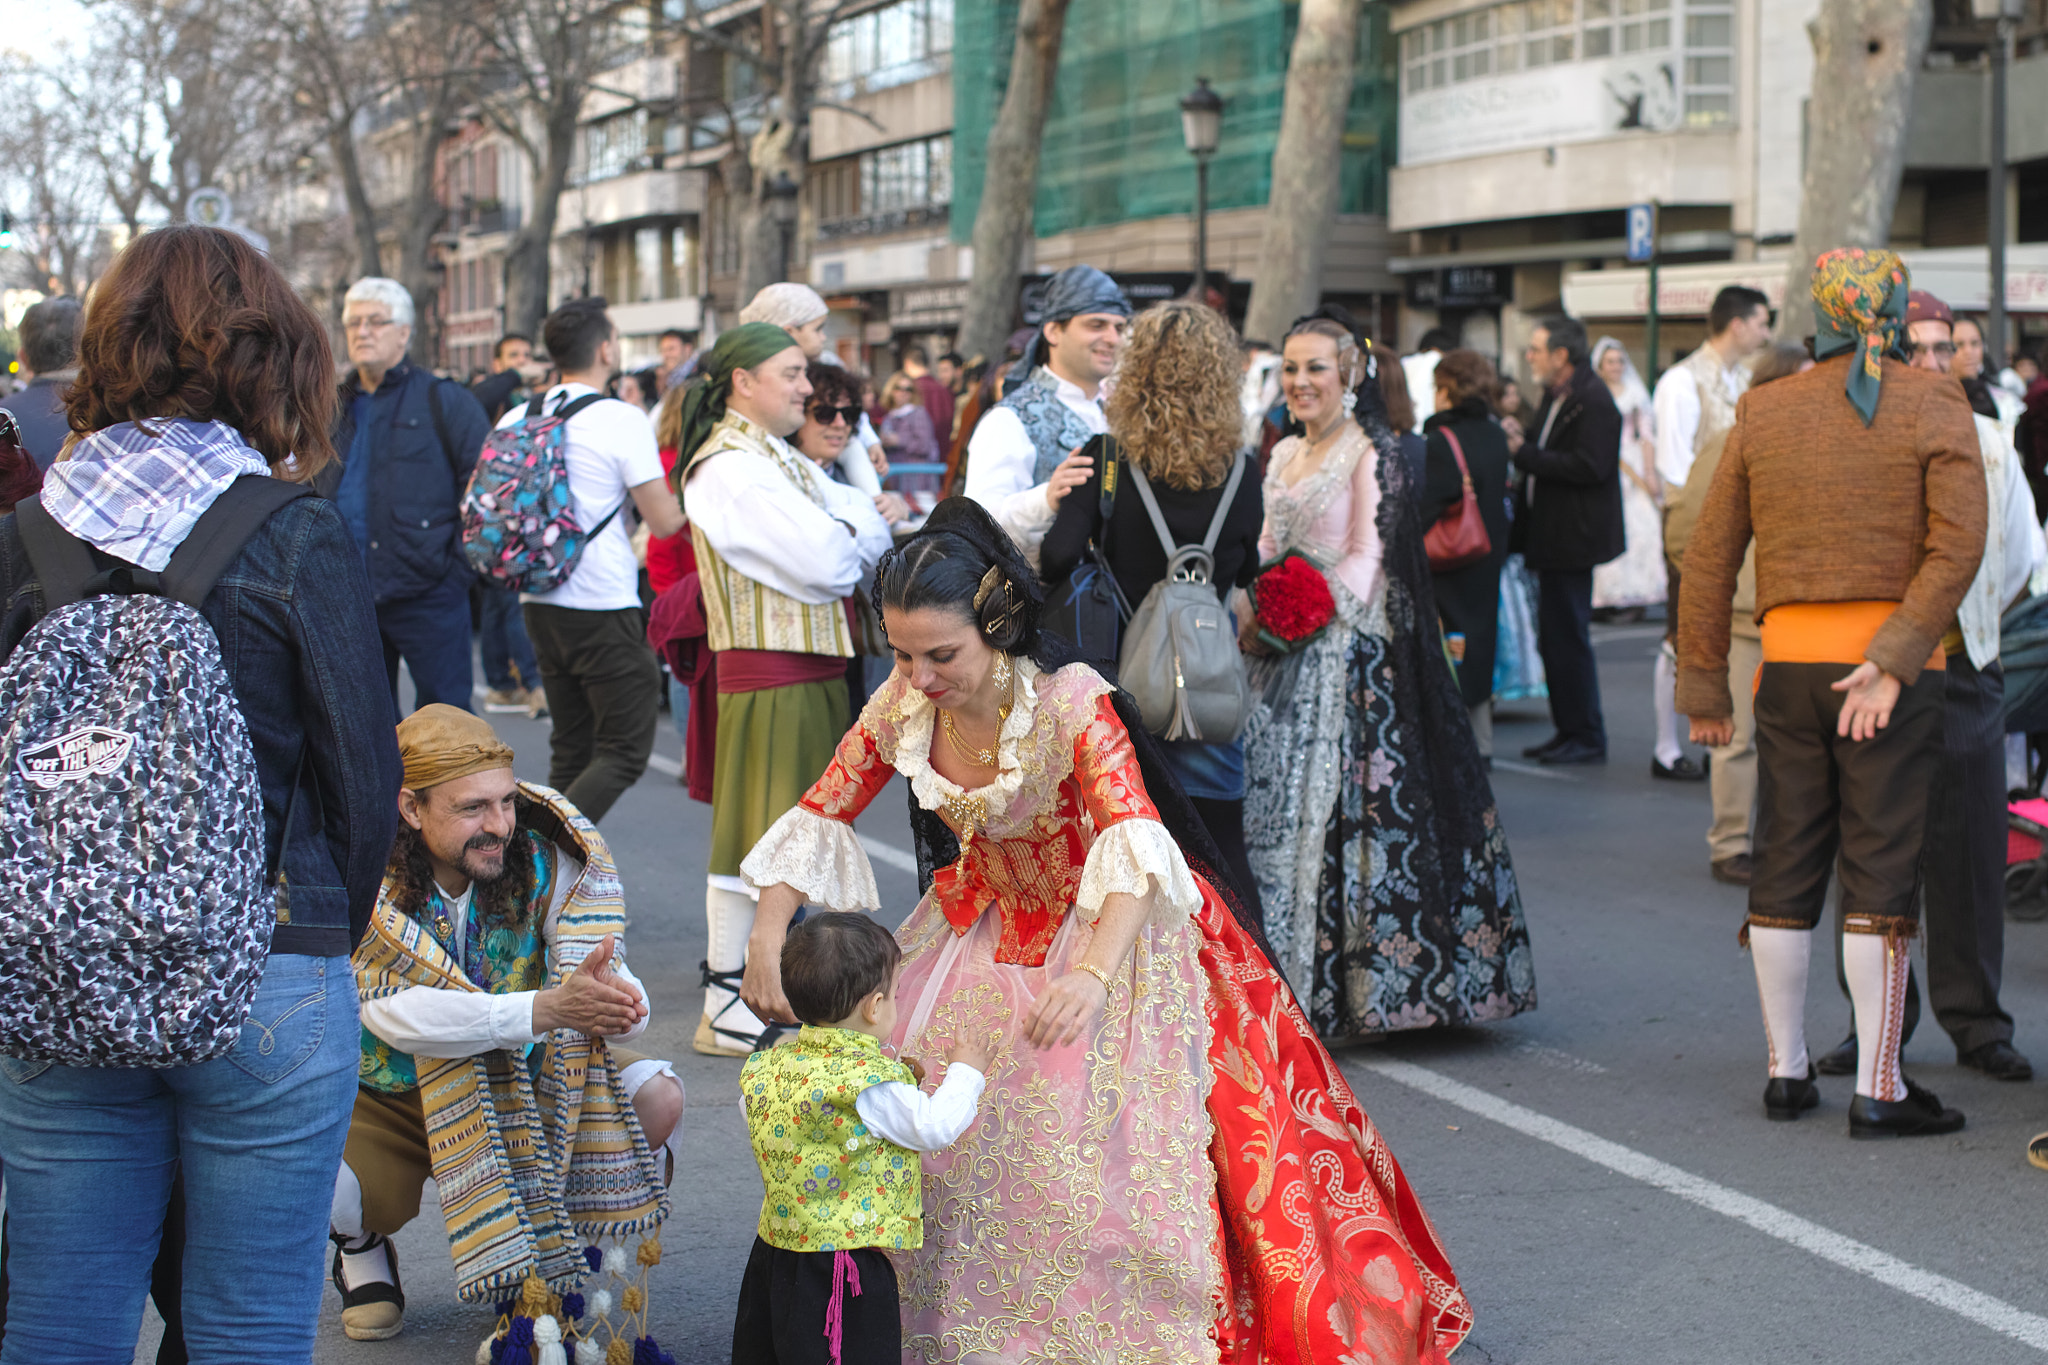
[[1074, 961, 1114, 993]]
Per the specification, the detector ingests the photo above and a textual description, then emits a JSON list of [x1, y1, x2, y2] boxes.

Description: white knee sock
[[1748, 926, 1811, 1078], [1654, 641, 1683, 767], [703, 880, 767, 1042], [329, 1162, 395, 1288], [1846, 932, 1909, 1101]]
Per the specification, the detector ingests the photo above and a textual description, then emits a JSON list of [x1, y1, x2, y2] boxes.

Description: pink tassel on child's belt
[[823, 1249, 863, 1365]]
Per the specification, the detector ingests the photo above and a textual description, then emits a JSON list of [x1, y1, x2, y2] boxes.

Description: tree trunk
[[329, 122, 383, 280], [735, 117, 799, 302], [398, 83, 462, 365], [1242, 0, 1359, 348], [1778, 0, 1932, 340], [503, 101, 581, 340], [955, 0, 1073, 368]]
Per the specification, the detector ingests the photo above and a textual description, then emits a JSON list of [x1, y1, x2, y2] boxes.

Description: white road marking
[[1360, 1058, 2048, 1353], [1489, 758, 1582, 783]]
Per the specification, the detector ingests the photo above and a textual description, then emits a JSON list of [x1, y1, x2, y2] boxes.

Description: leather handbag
[[1424, 426, 1492, 572]]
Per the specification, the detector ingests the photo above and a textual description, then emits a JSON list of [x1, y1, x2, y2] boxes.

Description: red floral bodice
[[796, 664, 1160, 966]]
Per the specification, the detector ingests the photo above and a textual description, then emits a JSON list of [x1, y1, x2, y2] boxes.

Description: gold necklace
[[938, 654, 1012, 768]]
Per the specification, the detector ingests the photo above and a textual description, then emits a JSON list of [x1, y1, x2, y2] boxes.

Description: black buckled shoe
[[1522, 734, 1568, 760], [1539, 738, 1608, 765], [331, 1232, 404, 1341], [1652, 756, 1707, 782], [1764, 1069, 1820, 1121], [1958, 1040, 2034, 1081], [1848, 1079, 1965, 1139]]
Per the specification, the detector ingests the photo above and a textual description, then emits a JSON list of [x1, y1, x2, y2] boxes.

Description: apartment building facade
[[1387, 0, 2048, 375]]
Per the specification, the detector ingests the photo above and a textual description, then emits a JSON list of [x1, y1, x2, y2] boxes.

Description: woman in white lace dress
[[1238, 314, 1535, 1040], [733, 499, 1473, 1364], [1590, 336, 1667, 611]]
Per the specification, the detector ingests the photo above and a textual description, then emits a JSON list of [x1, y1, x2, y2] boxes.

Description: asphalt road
[[122, 624, 2048, 1363]]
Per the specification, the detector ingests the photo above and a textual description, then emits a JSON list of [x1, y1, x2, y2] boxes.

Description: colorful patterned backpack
[[461, 391, 620, 593]]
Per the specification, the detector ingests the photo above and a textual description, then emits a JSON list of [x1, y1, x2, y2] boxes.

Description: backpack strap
[[1199, 452, 1248, 556], [158, 477, 316, 609], [15, 495, 104, 611]]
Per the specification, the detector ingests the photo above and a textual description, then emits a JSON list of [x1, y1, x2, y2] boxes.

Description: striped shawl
[[353, 782, 670, 1303]]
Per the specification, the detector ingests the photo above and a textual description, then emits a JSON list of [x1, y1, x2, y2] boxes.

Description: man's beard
[[456, 832, 511, 886]]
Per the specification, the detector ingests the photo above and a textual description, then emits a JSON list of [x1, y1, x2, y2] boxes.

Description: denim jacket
[[0, 494, 403, 955]]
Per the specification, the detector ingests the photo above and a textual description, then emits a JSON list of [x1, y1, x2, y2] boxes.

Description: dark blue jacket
[[320, 362, 492, 604], [0, 494, 403, 954]]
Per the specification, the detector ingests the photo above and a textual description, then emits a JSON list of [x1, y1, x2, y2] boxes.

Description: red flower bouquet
[[1250, 551, 1336, 654]]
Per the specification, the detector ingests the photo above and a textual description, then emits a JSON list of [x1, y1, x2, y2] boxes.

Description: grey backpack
[[1116, 453, 1251, 743], [0, 478, 308, 1067]]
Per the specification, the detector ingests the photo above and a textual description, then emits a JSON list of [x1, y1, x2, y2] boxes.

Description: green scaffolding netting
[[952, 0, 1396, 247]]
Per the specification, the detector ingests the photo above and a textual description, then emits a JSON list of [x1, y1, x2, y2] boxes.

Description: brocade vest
[[359, 835, 553, 1094], [686, 412, 854, 658], [998, 367, 1101, 486], [1681, 343, 1746, 460], [740, 1026, 923, 1252]]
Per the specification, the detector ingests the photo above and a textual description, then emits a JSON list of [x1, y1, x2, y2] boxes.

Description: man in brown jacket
[[1678, 249, 1984, 1140]]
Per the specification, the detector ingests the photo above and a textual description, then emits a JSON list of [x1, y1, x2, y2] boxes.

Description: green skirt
[[709, 679, 850, 877]]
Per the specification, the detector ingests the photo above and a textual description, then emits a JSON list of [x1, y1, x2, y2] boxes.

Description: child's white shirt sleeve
[[852, 1064, 986, 1152]]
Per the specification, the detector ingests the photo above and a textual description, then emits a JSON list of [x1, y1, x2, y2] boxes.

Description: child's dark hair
[[781, 913, 903, 1026]]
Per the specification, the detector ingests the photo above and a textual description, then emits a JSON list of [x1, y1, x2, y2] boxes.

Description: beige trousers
[[1707, 631, 1763, 861]]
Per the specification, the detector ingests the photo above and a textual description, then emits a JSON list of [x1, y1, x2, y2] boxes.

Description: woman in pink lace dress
[[736, 498, 1472, 1364]]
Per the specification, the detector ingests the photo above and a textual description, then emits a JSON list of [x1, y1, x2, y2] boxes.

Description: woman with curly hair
[[1041, 301, 1265, 914], [1239, 311, 1535, 1039]]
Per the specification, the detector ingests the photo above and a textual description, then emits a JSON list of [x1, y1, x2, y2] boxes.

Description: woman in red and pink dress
[[737, 497, 1473, 1365]]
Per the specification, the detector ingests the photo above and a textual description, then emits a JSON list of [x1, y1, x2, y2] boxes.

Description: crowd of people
[[1, 220, 2048, 1364]]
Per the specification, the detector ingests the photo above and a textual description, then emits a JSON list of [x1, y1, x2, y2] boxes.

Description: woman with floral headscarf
[[1676, 248, 1988, 1139]]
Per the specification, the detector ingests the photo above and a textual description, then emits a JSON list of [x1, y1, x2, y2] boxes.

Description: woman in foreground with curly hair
[[1040, 300, 1265, 916], [1239, 311, 1535, 1039], [732, 495, 1473, 1363]]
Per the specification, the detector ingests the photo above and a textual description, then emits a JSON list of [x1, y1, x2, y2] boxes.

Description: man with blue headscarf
[[964, 265, 1132, 563], [1678, 249, 1984, 1141]]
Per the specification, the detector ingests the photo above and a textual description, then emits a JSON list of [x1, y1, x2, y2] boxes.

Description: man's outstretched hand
[[534, 934, 646, 1038]]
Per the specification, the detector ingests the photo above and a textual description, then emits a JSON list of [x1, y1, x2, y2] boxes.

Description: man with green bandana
[[675, 322, 893, 1055], [1677, 248, 1985, 1140]]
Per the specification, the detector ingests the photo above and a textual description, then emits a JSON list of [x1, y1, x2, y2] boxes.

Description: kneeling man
[[328, 706, 681, 1340]]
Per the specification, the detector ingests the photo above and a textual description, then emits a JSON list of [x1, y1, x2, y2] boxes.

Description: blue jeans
[[0, 954, 360, 1364], [479, 584, 541, 692], [378, 573, 475, 713]]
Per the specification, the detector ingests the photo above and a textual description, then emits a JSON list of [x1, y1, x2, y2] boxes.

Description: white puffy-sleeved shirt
[[852, 1062, 986, 1152], [682, 420, 893, 604], [358, 844, 651, 1057], [1652, 357, 1747, 490], [963, 372, 1107, 559]]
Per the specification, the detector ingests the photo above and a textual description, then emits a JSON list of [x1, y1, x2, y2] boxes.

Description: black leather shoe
[[1522, 734, 1568, 759], [1764, 1070, 1819, 1121], [1814, 1031, 1858, 1077], [1711, 854, 1753, 886], [1849, 1079, 1965, 1139], [1652, 756, 1708, 782], [1959, 1040, 2034, 1081], [1540, 738, 1608, 765]]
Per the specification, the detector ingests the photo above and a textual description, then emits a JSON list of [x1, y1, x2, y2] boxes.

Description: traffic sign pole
[[1645, 202, 1661, 382], [1626, 201, 1662, 380]]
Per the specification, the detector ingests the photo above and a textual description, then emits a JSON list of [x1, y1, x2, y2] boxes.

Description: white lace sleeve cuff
[[1076, 818, 1203, 925], [739, 807, 881, 912]]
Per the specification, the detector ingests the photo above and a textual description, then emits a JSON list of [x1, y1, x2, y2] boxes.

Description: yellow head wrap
[[397, 704, 516, 792]]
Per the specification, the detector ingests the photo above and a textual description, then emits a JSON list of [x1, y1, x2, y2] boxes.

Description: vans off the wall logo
[[17, 726, 135, 789]]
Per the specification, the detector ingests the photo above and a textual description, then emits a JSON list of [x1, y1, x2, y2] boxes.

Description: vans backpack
[[462, 391, 620, 593], [0, 477, 308, 1067], [1116, 453, 1251, 744]]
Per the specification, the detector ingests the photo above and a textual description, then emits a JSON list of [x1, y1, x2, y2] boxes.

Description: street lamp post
[[1974, 0, 2021, 368], [765, 169, 800, 283], [1179, 77, 1223, 302]]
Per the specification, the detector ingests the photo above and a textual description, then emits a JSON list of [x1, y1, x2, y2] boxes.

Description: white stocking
[[1846, 931, 1909, 1101], [329, 1162, 395, 1288], [1654, 641, 1683, 767], [1748, 925, 1811, 1079], [704, 879, 767, 1042]]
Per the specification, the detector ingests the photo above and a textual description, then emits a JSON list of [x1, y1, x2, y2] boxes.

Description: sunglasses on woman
[[810, 403, 861, 426]]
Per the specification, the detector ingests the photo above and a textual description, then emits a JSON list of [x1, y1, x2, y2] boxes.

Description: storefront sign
[[1407, 266, 1511, 310], [890, 282, 968, 329], [1399, 56, 1680, 167]]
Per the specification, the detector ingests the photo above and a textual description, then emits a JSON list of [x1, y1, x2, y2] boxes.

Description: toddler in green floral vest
[[733, 913, 990, 1365]]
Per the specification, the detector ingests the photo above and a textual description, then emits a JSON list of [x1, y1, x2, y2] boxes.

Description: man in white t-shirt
[[495, 298, 685, 821]]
